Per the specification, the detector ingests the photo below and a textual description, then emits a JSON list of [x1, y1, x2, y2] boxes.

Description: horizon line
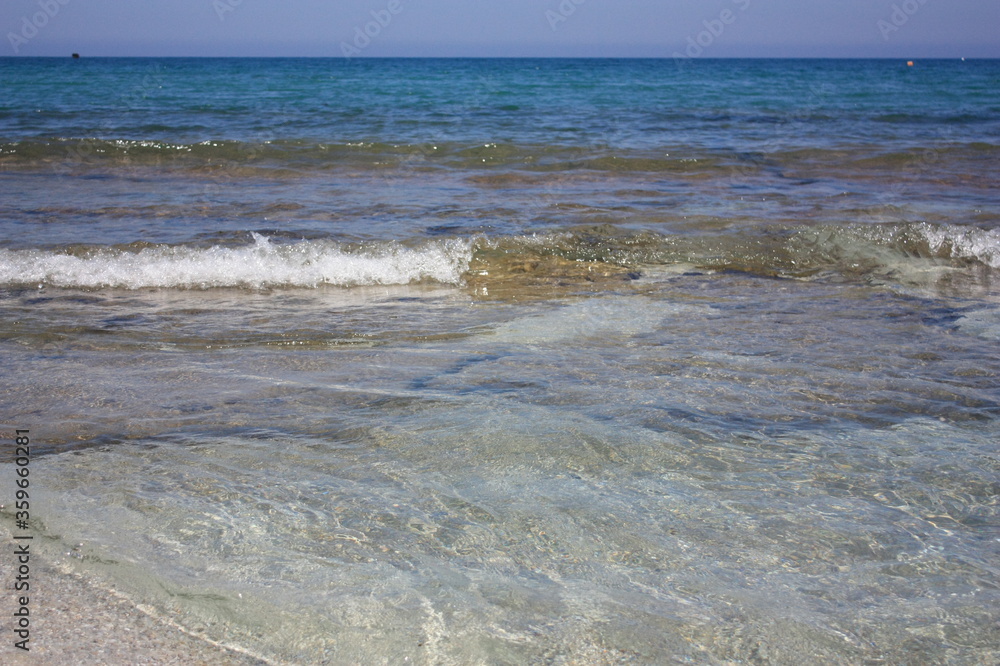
[[2, 55, 995, 60]]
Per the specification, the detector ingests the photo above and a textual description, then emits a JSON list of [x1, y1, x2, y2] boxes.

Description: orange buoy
[[907, 61, 914, 66]]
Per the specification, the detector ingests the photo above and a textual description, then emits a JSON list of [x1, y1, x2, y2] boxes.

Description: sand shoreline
[[0, 523, 269, 666]]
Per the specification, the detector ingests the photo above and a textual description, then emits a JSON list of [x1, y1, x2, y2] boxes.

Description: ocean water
[[1, 57, 999, 664]]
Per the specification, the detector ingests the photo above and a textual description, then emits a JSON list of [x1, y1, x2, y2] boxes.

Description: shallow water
[[2, 58, 999, 664], [8, 273, 1000, 663]]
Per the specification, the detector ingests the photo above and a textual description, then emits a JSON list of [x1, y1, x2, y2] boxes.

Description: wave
[[0, 223, 996, 292], [0, 234, 472, 290], [465, 222, 1000, 295]]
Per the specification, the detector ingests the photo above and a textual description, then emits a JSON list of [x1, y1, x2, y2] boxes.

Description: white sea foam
[[919, 223, 1000, 268], [788, 222, 1000, 285], [0, 234, 473, 289]]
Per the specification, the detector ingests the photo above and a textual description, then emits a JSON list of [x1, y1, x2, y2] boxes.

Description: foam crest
[[920, 223, 1000, 268], [0, 234, 472, 289]]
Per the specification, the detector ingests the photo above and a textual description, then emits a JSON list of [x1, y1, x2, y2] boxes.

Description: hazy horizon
[[4, 54, 998, 60], [4, 0, 998, 59]]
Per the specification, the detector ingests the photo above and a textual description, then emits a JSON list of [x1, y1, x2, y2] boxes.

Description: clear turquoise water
[[1, 58, 999, 664]]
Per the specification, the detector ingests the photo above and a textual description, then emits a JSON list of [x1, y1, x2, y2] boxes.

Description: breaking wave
[[0, 234, 472, 289], [0, 223, 996, 291]]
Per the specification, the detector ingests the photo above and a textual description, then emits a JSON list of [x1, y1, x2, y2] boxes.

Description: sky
[[3, 0, 998, 58]]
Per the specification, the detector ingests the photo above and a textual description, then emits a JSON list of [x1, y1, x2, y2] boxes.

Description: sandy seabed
[[0, 524, 268, 666]]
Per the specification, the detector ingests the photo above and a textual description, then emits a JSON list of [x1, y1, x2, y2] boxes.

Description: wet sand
[[0, 524, 268, 666]]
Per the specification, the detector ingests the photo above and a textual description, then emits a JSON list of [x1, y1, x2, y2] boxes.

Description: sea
[[1, 57, 998, 664]]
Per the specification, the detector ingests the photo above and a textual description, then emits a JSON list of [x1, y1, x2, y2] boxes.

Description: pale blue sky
[[4, 0, 998, 58]]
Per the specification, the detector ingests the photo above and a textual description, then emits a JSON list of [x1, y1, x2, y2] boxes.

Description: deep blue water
[[3, 58, 999, 148]]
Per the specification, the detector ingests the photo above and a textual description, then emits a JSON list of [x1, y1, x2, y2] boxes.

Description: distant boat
[[72, 53, 80, 59]]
